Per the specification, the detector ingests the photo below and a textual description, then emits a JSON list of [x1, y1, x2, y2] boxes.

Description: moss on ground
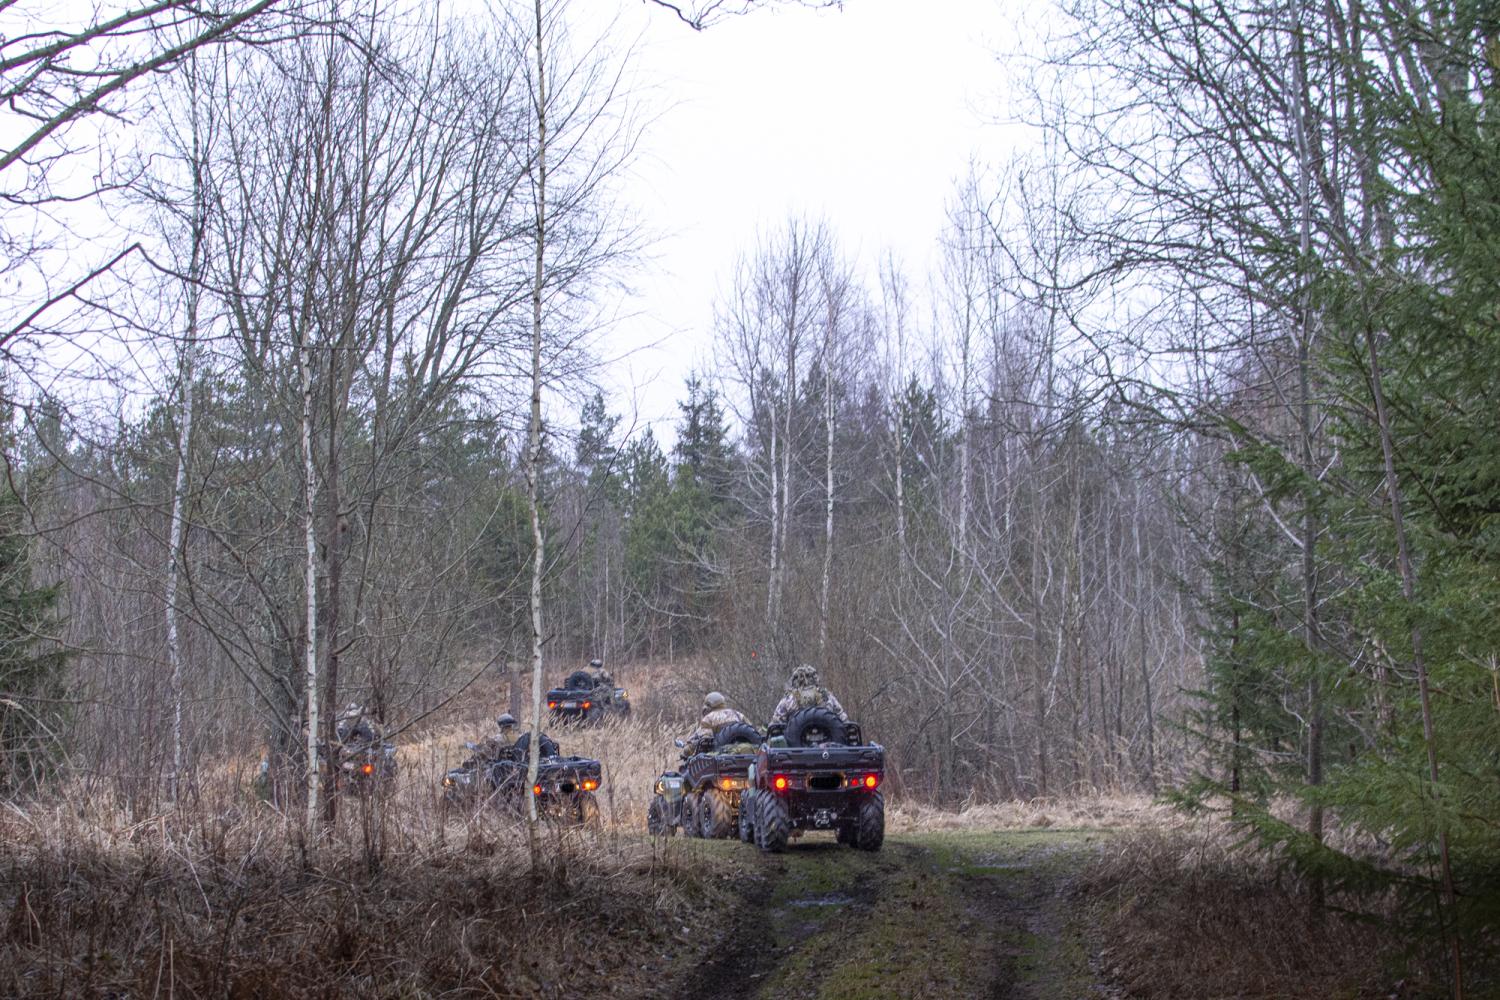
[[667, 829, 1111, 1000]]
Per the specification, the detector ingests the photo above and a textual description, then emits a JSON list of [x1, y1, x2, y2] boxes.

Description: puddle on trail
[[786, 892, 855, 907]]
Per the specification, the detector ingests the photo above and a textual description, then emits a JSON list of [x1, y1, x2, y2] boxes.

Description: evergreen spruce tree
[[0, 441, 70, 793]]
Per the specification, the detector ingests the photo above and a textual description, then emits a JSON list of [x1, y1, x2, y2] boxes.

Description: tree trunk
[[819, 311, 835, 661], [167, 83, 206, 804], [1362, 323, 1463, 997], [1289, 1, 1326, 916], [524, 0, 549, 861], [300, 336, 320, 841]]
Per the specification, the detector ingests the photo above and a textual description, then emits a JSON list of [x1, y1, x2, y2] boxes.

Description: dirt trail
[[665, 827, 1119, 1000]]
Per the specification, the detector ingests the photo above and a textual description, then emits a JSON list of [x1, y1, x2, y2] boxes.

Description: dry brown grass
[[888, 792, 1173, 834], [1, 787, 734, 998], [1077, 820, 1443, 1000], [0, 706, 732, 1000]]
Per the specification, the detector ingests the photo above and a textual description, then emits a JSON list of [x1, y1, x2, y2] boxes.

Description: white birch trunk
[[167, 91, 206, 803], [819, 330, 834, 660], [525, 0, 549, 841], [300, 337, 320, 837], [956, 323, 971, 559], [766, 416, 780, 621], [166, 315, 196, 802]]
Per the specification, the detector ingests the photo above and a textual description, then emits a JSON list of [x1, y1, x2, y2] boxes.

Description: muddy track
[[669, 829, 1116, 1000]]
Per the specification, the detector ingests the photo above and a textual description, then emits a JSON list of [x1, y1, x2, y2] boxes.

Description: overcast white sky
[[571, 0, 1028, 445]]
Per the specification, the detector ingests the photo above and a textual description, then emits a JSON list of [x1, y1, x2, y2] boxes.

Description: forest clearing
[[0, 706, 1433, 999]]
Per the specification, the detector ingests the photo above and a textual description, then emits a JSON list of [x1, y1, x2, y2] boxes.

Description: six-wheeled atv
[[546, 669, 631, 725], [646, 722, 762, 838], [742, 707, 884, 852]]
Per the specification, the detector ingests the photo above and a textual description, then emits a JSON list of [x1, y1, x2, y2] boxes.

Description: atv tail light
[[361, 763, 374, 775], [547, 701, 558, 709], [773, 775, 789, 792], [582, 701, 592, 710], [582, 779, 599, 791], [864, 774, 879, 789], [532, 784, 543, 796], [718, 777, 744, 790]]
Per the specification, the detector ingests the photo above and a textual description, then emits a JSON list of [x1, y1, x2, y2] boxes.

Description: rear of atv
[[528, 755, 604, 827], [645, 752, 755, 839], [744, 723, 884, 852], [470, 753, 603, 826], [544, 686, 631, 725]]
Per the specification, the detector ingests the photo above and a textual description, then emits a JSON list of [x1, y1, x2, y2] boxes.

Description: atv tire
[[738, 792, 755, 843], [756, 790, 790, 853], [853, 791, 884, 851], [576, 791, 602, 830], [784, 706, 848, 748], [701, 788, 734, 839], [647, 794, 674, 836], [714, 721, 762, 749], [681, 793, 700, 838]]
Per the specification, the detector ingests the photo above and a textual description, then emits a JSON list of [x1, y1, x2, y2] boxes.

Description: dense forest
[[2, 0, 1497, 993]]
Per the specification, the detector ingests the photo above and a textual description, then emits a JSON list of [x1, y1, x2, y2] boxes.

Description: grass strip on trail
[[671, 828, 1113, 1000]]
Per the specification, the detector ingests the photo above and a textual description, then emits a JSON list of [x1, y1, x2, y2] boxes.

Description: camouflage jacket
[[770, 686, 847, 725], [473, 734, 512, 763], [685, 706, 749, 747]]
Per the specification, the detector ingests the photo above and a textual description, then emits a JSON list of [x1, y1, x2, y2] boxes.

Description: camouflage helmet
[[788, 664, 820, 689], [339, 702, 364, 720], [703, 691, 727, 711], [589, 658, 603, 669], [496, 713, 517, 729]]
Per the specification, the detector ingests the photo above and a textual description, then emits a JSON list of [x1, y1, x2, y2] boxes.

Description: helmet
[[340, 702, 364, 719], [703, 691, 727, 711], [496, 713, 517, 729], [789, 664, 819, 689], [589, 658, 603, 669]]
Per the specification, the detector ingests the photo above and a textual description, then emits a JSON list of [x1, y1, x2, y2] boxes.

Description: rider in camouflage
[[769, 665, 848, 725], [475, 713, 519, 762], [683, 691, 748, 750], [587, 658, 612, 687], [335, 702, 379, 745]]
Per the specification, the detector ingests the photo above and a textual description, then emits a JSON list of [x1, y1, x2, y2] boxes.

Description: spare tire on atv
[[714, 721, 763, 749], [511, 731, 560, 760], [784, 706, 848, 748], [564, 669, 595, 690]]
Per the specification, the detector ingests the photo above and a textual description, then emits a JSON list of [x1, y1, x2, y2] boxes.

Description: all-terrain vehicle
[[321, 738, 398, 795], [546, 668, 631, 725], [442, 734, 602, 827], [741, 707, 884, 852], [646, 722, 762, 839]]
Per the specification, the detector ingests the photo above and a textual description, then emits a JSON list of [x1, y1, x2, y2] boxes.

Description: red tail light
[[361, 763, 374, 775], [582, 779, 599, 791], [772, 775, 789, 792], [582, 701, 592, 710], [547, 701, 558, 709], [532, 784, 543, 796], [864, 774, 879, 789]]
